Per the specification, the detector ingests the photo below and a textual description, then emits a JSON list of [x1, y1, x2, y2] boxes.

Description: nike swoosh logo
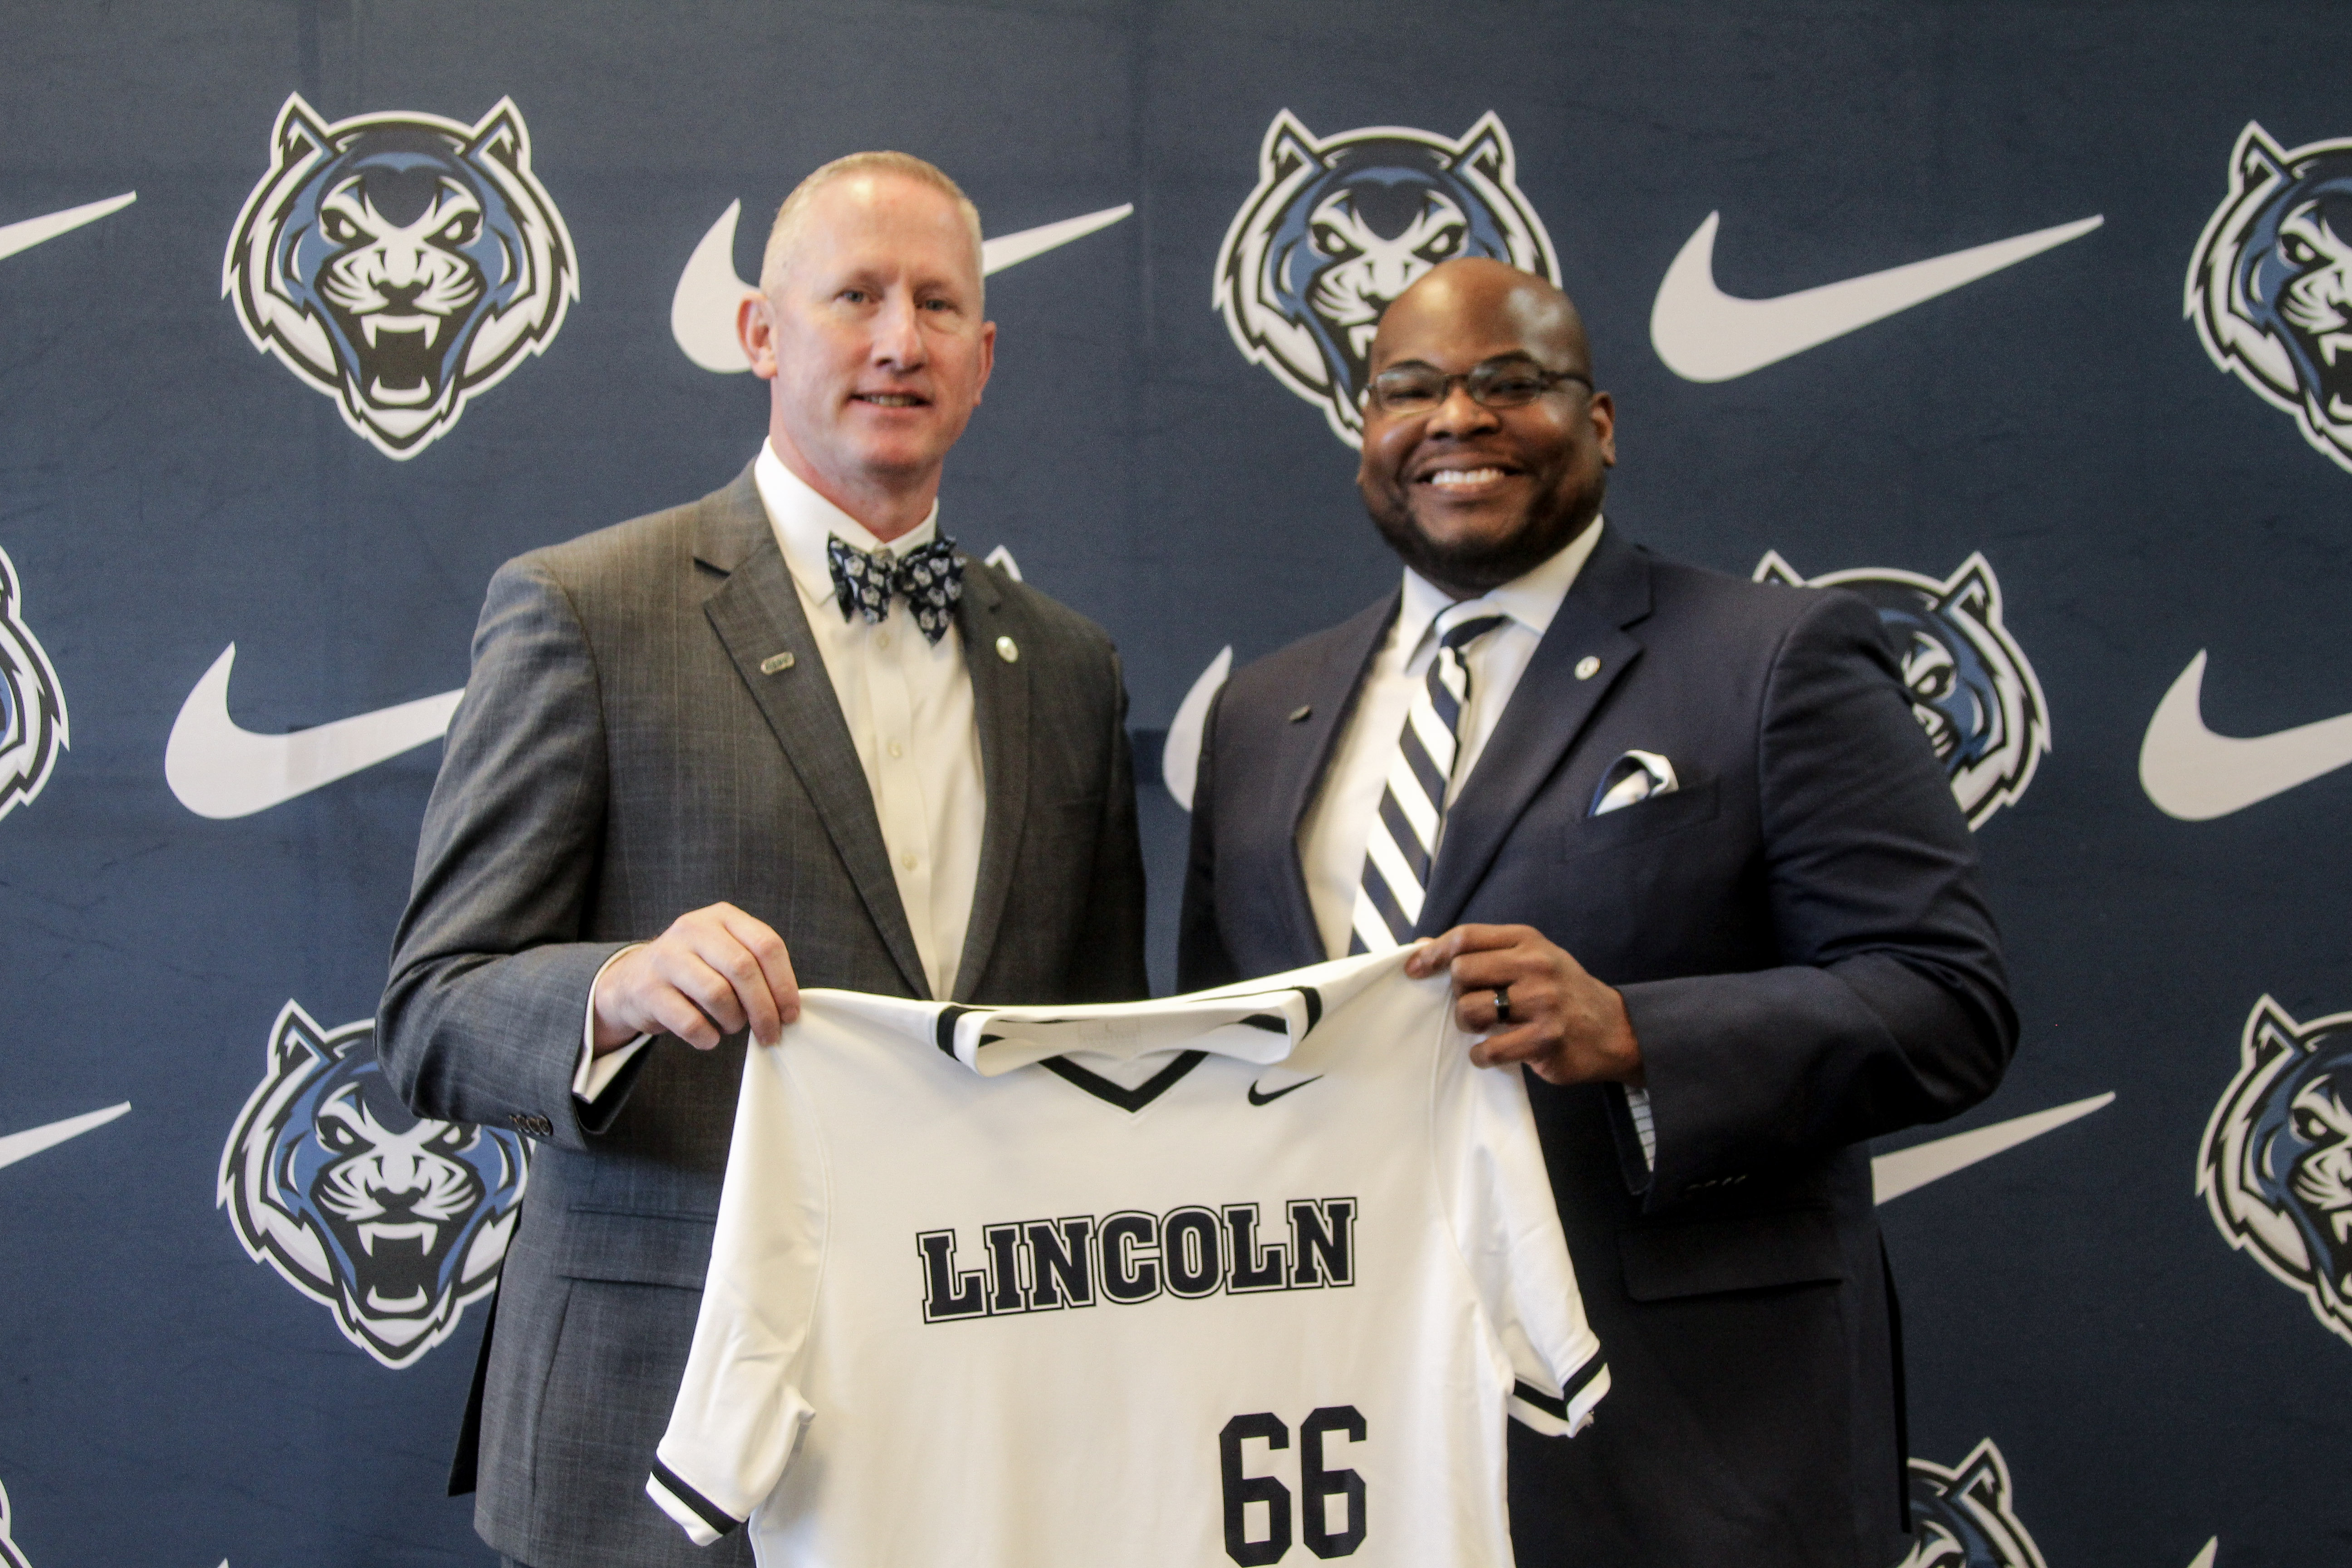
[[671, 200, 1135, 372], [1871, 1091, 2112, 1205], [0, 1102, 130, 1173], [2139, 650, 2352, 821], [166, 644, 463, 819], [1650, 210, 2103, 382], [1162, 646, 1233, 812], [0, 191, 137, 263], [1247, 1075, 1322, 1106]]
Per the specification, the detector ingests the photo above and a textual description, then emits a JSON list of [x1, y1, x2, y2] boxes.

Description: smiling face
[[1355, 259, 1613, 597], [743, 171, 995, 537]]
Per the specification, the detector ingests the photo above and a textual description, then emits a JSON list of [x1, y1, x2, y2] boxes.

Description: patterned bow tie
[[825, 534, 963, 645]]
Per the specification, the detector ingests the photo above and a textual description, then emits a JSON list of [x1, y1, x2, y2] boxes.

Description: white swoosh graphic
[[2140, 650, 2352, 821], [671, 200, 1135, 372], [0, 1102, 130, 1172], [0, 191, 136, 263], [1872, 1091, 2113, 1205], [2185, 1540, 2217, 1568], [1162, 646, 1233, 811], [1651, 211, 2103, 382], [166, 644, 463, 819]]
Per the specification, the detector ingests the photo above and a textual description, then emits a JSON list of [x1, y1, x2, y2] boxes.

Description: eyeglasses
[[1366, 359, 1591, 415]]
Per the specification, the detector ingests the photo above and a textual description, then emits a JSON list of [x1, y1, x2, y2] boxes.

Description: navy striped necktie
[[1348, 606, 1508, 954]]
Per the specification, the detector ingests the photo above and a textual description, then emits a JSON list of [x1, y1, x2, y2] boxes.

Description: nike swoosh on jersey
[[671, 200, 1135, 372], [166, 644, 463, 819], [2140, 650, 2352, 821], [1871, 1091, 2112, 1205], [1246, 1075, 1323, 1106], [0, 191, 137, 263], [0, 1102, 131, 1173], [1650, 210, 2103, 382]]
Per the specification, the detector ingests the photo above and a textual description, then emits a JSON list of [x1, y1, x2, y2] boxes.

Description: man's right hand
[[591, 902, 799, 1052]]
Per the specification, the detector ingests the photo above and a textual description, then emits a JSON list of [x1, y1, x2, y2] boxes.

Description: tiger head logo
[[0, 542, 67, 827], [1756, 551, 2049, 830], [2187, 121, 2352, 474], [223, 93, 578, 460], [2199, 995, 2352, 1347], [1214, 110, 1558, 446], [219, 1001, 529, 1367], [1896, 1439, 2048, 1568]]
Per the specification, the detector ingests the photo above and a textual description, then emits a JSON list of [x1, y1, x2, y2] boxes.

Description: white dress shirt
[[574, 443, 988, 1099], [1294, 519, 1655, 1163], [1298, 519, 1605, 962]]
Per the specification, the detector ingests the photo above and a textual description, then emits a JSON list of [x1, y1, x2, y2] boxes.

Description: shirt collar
[[938, 988, 1318, 1078], [1395, 515, 1607, 659], [753, 440, 941, 603]]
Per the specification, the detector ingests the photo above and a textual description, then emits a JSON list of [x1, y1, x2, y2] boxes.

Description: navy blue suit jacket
[[1179, 524, 2015, 1568]]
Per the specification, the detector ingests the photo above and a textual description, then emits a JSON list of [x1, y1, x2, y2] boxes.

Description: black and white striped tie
[[1348, 607, 1508, 954]]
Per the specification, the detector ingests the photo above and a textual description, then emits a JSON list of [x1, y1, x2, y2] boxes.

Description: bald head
[[1354, 257, 1615, 599], [1372, 258, 1592, 382]]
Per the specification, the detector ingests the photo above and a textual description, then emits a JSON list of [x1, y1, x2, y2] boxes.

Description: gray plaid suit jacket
[[379, 465, 1148, 1568]]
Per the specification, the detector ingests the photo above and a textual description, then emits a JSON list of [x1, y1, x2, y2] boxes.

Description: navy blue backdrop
[[3, 5, 2348, 1565]]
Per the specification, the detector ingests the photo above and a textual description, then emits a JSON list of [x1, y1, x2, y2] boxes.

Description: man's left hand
[[1404, 924, 1644, 1087]]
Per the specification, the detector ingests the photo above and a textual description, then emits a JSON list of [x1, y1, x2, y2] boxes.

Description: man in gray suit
[[380, 152, 1147, 1568]]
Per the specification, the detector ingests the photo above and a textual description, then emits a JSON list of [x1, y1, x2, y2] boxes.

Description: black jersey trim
[[1236, 984, 1321, 1036], [1038, 1050, 1209, 1112], [1511, 1380, 1568, 1420], [649, 1459, 742, 1538], [1514, 1356, 1607, 1420], [934, 1005, 979, 1058]]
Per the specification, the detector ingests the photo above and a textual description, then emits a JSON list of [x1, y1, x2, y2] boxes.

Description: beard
[[1361, 479, 1605, 599]]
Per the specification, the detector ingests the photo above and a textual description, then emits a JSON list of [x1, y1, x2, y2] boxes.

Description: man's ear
[[739, 294, 780, 381], [971, 319, 997, 403], [1588, 390, 1617, 466]]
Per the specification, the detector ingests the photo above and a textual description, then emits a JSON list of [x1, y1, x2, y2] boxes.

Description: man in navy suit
[[1179, 258, 2016, 1568]]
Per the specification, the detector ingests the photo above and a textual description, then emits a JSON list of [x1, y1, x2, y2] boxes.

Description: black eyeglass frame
[[1363, 358, 1594, 415]]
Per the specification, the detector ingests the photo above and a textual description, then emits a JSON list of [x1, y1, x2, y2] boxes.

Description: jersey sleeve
[[1428, 1008, 1610, 1439], [647, 1037, 830, 1544]]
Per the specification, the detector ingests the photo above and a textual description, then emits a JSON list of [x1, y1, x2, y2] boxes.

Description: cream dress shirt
[[574, 443, 987, 1098]]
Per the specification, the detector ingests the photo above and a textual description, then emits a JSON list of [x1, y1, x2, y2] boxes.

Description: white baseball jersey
[[649, 948, 1607, 1566]]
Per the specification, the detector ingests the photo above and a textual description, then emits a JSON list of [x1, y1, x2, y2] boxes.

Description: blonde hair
[[758, 151, 984, 301]]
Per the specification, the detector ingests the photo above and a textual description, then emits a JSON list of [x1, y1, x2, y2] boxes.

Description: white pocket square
[[1590, 750, 1680, 817]]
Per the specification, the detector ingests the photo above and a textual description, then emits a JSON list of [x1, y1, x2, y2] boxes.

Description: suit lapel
[[697, 469, 930, 998], [1274, 594, 1398, 964], [951, 562, 1027, 1002], [1420, 527, 1656, 935]]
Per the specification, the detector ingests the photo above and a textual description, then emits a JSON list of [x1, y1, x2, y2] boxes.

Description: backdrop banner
[[1, 5, 2345, 1566]]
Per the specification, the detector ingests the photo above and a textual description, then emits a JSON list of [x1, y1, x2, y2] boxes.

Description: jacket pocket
[[1566, 777, 1720, 859], [550, 1208, 716, 1289], [1617, 1204, 1846, 1301]]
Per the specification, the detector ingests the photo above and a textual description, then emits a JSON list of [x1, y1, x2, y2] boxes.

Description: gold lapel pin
[[760, 651, 796, 675], [1574, 656, 1601, 681], [996, 636, 1019, 663]]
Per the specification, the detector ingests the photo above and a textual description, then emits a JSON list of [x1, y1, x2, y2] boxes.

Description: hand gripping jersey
[[649, 948, 1606, 1565]]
